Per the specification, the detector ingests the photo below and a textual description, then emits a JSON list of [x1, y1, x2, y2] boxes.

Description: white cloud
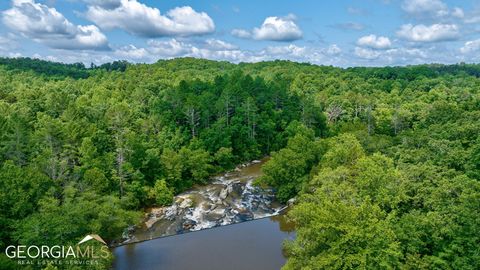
[[36, 51, 114, 65], [2, 0, 108, 50], [451, 7, 464, 19], [27, 41, 450, 68], [460, 39, 480, 54], [106, 39, 346, 65], [264, 44, 306, 57], [397, 24, 459, 42], [146, 39, 191, 57], [190, 48, 255, 63], [8, 52, 22, 58], [205, 39, 237, 50], [355, 46, 430, 63], [355, 47, 381, 60], [327, 44, 342, 55], [465, 17, 480, 24], [114, 44, 149, 60], [232, 15, 303, 41], [357, 35, 392, 49], [85, 1, 215, 37], [111, 38, 244, 63], [260, 44, 345, 64], [401, 0, 465, 20], [401, 0, 448, 18], [231, 29, 252, 39]]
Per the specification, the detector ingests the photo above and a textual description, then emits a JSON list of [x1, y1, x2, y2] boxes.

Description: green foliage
[[214, 147, 235, 170], [14, 187, 140, 245], [321, 133, 365, 169], [0, 57, 479, 269], [233, 59, 480, 269], [284, 139, 480, 269], [150, 179, 174, 206], [0, 57, 89, 79], [258, 123, 320, 203], [270, 63, 480, 269]]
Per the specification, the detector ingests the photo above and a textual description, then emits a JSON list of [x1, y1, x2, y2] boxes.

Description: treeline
[[349, 63, 480, 80], [0, 58, 130, 79], [0, 57, 479, 269]]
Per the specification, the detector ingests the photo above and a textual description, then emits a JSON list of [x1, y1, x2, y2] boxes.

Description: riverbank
[[114, 158, 286, 246]]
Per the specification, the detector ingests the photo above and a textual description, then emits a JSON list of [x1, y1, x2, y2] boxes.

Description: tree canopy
[[0, 57, 478, 269]]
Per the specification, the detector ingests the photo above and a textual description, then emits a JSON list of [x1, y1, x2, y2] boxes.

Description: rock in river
[[182, 219, 197, 231], [234, 208, 254, 222]]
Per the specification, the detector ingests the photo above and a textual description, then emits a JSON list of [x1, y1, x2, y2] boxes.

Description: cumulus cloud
[[259, 44, 346, 64], [460, 39, 480, 54], [114, 44, 149, 60], [111, 38, 243, 62], [204, 39, 238, 50], [2, 0, 108, 50], [401, 0, 464, 20], [357, 35, 392, 49], [327, 44, 342, 55], [33, 50, 114, 65], [264, 44, 307, 57], [355, 46, 430, 64], [402, 0, 448, 18], [85, 0, 215, 37], [232, 15, 302, 41], [146, 39, 192, 57], [27, 39, 446, 68], [107, 38, 346, 65], [397, 24, 459, 42], [355, 47, 381, 60]]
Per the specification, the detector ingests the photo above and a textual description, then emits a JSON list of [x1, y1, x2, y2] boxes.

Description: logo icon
[[78, 234, 107, 246]]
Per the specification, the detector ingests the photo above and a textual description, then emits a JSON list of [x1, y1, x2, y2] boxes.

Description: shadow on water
[[112, 213, 295, 270]]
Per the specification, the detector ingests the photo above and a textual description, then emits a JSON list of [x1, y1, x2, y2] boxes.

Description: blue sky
[[1, 0, 480, 66]]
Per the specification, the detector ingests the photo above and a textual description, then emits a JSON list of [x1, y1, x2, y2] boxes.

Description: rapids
[[118, 158, 285, 245]]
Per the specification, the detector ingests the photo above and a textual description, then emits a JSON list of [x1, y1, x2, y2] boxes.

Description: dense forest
[[0, 57, 478, 269]]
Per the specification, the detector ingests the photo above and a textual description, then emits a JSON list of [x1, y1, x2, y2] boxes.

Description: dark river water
[[112, 214, 294, 270]]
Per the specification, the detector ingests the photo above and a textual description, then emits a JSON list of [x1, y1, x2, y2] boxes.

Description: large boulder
[[179, 197, 194, 209], [219, 187, 229, 200], [231, 182, 245, 197], [204, 207, 226, 221]]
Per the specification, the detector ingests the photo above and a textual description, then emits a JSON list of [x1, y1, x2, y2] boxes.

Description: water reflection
[[270, 211, 295, 233]]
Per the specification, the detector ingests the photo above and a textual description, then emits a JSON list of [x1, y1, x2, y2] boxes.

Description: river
[[112, 159, 295, 269], [112, 215, 294, 270]]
